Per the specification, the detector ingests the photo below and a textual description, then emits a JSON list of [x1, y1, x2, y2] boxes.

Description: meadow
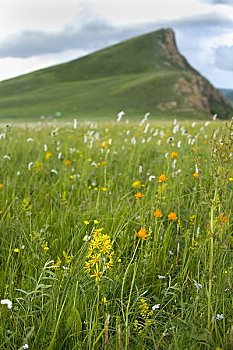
[[0, 116, 232, 349]]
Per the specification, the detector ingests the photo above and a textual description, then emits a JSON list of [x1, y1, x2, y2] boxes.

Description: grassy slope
[[0, 29, 231, 120], [221, 89, 233, 105]]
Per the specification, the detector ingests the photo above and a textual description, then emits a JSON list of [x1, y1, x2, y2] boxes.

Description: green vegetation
[[0, 29, 232, 120], [221, 89, 233, 105], [0, 118, 233, 349]]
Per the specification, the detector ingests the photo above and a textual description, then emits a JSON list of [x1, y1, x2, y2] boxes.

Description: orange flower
[[218, 214, 228, 224], [158, 174, 168, 182], [170, 152, 178, 159], [154, 209, 163, 218], [136, 228, 148, 240], [64, 159, 71, 166], [134, 192, 144, 200], [168, 212, 177, 221]]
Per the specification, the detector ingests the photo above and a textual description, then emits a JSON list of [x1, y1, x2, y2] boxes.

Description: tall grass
[[0, 117, 232, 349]]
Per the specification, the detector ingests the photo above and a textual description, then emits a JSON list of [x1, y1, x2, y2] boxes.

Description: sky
[[0, 0, 233, 88]]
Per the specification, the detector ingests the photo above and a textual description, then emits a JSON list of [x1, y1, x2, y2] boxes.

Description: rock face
[[160, 28, 232, 117]]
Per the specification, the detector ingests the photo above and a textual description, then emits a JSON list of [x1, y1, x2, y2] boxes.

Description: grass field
[[0, 117, 233, 349]]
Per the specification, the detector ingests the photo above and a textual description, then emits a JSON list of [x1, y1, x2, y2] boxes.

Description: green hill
[[0, 28, 232, 120], [221, 89, 233, 105]]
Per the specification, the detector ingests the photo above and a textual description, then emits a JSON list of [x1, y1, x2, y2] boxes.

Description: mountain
[[0, 28, 232, 120], [220, 89, 233, 105]]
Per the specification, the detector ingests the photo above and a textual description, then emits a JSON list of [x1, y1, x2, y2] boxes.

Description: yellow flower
[[132, 180, 142, 189], [134, 192, 144, 200], [64, 159, 71, 166], [0, 183, 4, 190], [84, 220, 89, 225], [154, 209, 163, 218], [13, 248, 20, 253], [170, 152, 178, 159], [158, 174, 168, 182], [100, 187, 107, 192], [137, 228, 148, 240], [229, 177, 233, 182], [93, 219, 99, 224], [45, 151, 52, 160], [192, 172, 199, 179], [168, 212, 178, 221]]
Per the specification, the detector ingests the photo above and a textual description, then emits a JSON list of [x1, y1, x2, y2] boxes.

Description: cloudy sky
[[0, 0, 233, 88]]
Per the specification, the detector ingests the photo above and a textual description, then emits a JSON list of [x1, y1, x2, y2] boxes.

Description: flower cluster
[[134, 298, 154, 333], [84, 228, 114, 282]]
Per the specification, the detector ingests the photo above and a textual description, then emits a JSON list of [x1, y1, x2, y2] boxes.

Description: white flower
[[83, 235, 91, 242], [3, 155, 11, 160], [51, 169, 58, 175], [139, 165, 143, 175], [73, 118, 78, 129], [148, 175, 155, 182], [158, 275, 166, 279], [1, 299, 12, 309], [28, 162, 34, 170], [27, 138, 34, 142], [117, 111, 125, 122], [21, 344, 29, 349], [44, 144, 48, 151], [193, 280, 203, 289], [216, 314, 224, 320], [152, 304, 160, 310]]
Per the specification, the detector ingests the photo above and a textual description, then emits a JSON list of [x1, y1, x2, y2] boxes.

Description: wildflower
[[41, 242, 49, 252], [193, 280, 203, 289], [154, 209, 163, 218], [136, 228, 148, 240], [192, 172, 199, 179], [158, 174, 168, 182], [83, 234, 91, 242], [0, 183, 4, 189], [84, 220, 89, 225], [85, 228, 114, 283], [1, 299, 12, 309], [13, 248, 20, 253], [51, 169, 58, 175], [152, 304, 160, 310], [93, 219, 99, 224], [170, 151, 178, 159], [64, 159, 71, 166], [218, 214, 228, 224], [168, 212, 177, 221], [21, 344, 29, 350], [158, 275, 166, 279], [132, 180, 142, 189], [45, 151, 52, 160], [134, 192, 144, 200], [100, 187, 108, 192], [148, 175, 155, 181], [216, 314, 224, 320]]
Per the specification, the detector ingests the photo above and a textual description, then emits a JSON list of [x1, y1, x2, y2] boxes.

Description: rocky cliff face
[[159, 28, 233, 118]]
